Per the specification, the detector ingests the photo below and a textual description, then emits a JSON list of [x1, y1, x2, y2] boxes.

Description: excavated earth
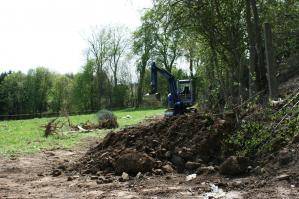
[[1, 113, 298, 198], [69, 113, 233, 177]]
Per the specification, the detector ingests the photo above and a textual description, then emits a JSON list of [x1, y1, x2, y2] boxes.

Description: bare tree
[[87, 26, 111, 108], [108, 26, 130, 87]]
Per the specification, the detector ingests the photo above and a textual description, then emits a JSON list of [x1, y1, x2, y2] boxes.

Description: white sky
[[0, 0, 152, 74]]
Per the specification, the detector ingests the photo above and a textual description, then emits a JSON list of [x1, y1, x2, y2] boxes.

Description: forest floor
[[0, 136, 298, 199]]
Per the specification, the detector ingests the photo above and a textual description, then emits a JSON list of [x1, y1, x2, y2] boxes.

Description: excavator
[[144, 62, 195, 116]]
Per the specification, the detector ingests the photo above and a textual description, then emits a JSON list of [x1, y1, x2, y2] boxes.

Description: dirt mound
[[71, 113, 234, 176]]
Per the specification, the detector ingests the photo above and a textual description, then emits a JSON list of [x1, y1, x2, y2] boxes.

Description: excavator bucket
[[143, 93, 161, 107]]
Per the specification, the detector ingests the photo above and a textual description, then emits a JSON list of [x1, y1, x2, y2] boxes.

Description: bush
[[96, 109, 118, 129], [225, 105, 299, 158], [227, 122, 271, 157]]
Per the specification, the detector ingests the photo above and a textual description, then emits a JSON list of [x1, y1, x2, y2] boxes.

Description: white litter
[[122, 115, 132, 119], [186, 174, 197, 181]]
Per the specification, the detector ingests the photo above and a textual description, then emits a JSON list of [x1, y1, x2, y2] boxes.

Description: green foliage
[[0, 25, 135, 116], [261, 0, 299, 64], [50, 75, 74, 112], [26, 67, 53, 113], [226, 105, 299, 158], [72, 60, 95, 111], [228, 122, 270, 157], [0, 72, 27, 114], [111, 84, 129, 108], [133, 10, 158, 106], [0, 68, 54, 115], [0, 58, 134, 116]]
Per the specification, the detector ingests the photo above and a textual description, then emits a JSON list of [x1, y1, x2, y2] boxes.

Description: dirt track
[[0, 138, 298, 199]]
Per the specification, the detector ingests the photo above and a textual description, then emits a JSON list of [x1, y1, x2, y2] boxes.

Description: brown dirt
[[70, 113, 231, 176], [0, 138, 298, 198]]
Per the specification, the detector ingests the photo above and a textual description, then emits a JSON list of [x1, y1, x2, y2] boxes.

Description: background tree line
[[0, 26, 137, 117], [0, 0, 298, 117]]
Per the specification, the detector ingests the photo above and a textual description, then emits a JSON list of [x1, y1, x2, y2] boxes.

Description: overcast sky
[[0, 0, 152, 74]]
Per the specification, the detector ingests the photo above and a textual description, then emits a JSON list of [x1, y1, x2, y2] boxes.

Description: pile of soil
[[70, 113, 234, 176]]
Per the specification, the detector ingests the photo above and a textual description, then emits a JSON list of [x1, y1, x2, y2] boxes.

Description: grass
[[0, 108, 164, 157]]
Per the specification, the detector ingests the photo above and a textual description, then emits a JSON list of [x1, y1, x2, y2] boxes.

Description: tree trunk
[[251, 0, 267, 93], [189, 53, 197, 102], [96, 65, 104, 109], [264, 22, 278, 99], [245, 0, 257, 97], [137, 62, 146, 107], [113, 67, 117, 87]]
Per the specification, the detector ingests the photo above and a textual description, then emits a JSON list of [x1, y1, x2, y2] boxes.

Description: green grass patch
[[0, 108, 164, 157]]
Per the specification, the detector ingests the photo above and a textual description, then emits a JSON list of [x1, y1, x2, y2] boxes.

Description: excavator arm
[[150, 62, 179, 102], [145, 61, 194, 116]]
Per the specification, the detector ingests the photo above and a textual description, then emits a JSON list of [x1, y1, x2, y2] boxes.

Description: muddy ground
[[0, 138, 298, 199]]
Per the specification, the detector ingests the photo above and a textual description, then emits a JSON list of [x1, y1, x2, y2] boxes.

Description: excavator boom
[[144, 62, 195, 115]]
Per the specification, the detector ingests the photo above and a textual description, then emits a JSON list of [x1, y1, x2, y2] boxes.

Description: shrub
[[96, 109, 118, 129]]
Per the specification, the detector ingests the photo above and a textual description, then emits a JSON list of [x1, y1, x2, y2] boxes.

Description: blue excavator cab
[[145, 62, 195, 116], [177, 79, 194, 106]]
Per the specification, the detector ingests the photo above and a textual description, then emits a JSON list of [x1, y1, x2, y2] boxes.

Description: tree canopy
[[0, 0, 298, 117]]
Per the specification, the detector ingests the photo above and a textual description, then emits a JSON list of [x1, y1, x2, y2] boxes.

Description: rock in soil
[[219, 156, 249, 176], [90, 176, 98, 180], [292, 134, 299, 143], [170, 155, 185, 172], [185, 161, 201, 170], [161, 164, 175, 173], [196, 166, 216, 174], [278, 148, 293, 166], [115, 151, 155, 175], [51, 169, 62, 177], [276, 174, 290, 181], [97, 176, 113, 184], [153, 169, 164, 175]]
